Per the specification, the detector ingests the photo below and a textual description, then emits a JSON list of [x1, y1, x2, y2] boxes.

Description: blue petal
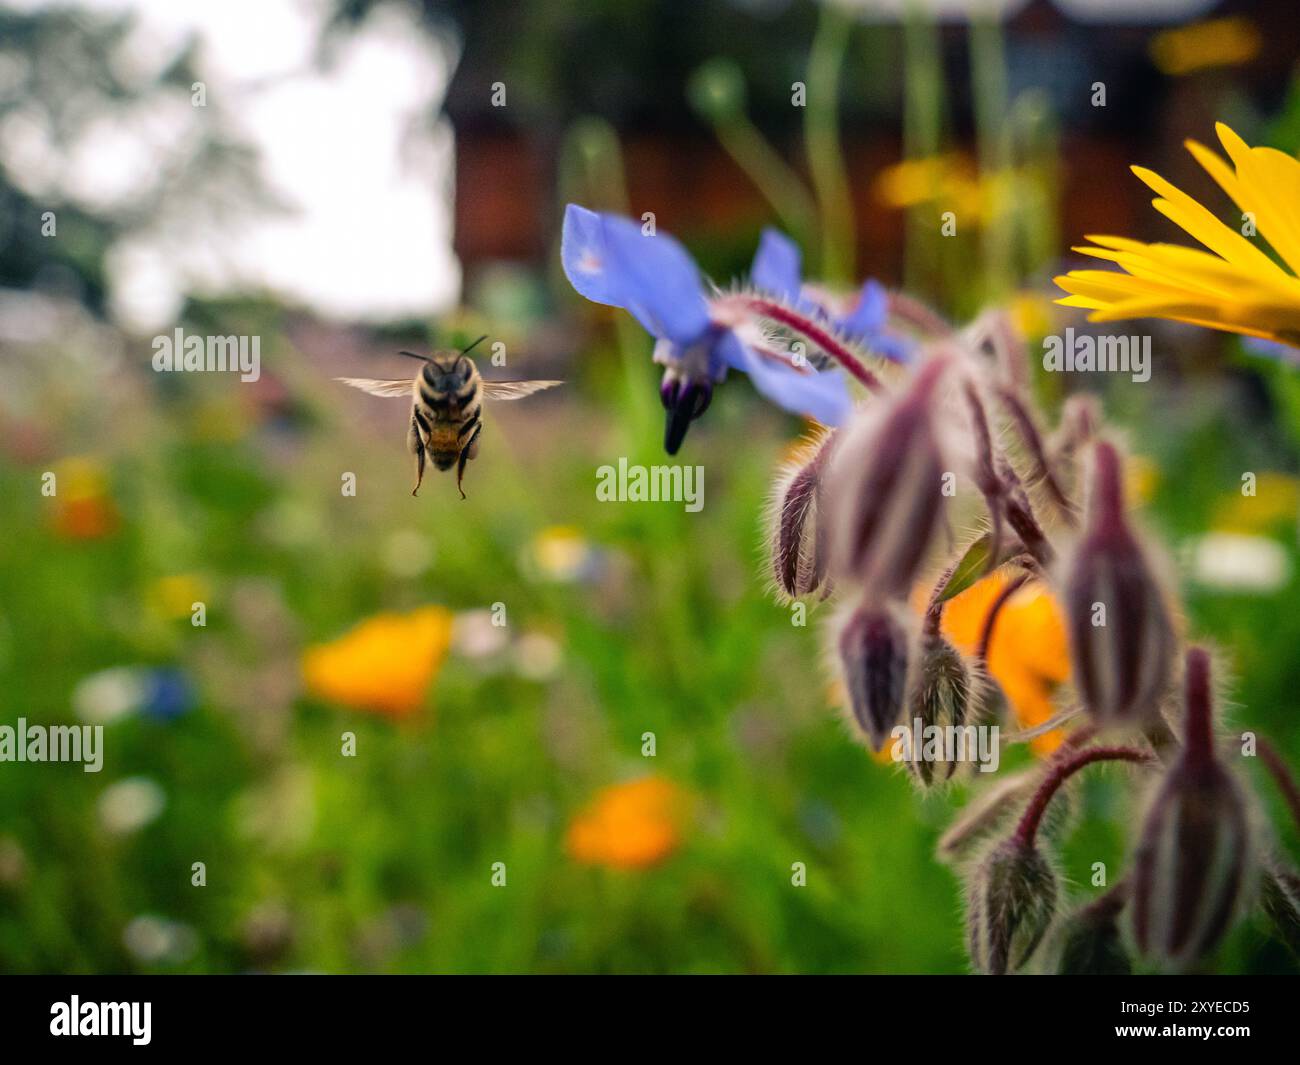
[[561, 204, 623, 308], [839, 278, 888, 339], [561, 204, 709, 344], [715, 331, 852, 427], [751, 228, 803, 302]]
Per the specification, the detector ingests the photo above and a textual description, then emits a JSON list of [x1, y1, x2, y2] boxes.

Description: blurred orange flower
[[50, 457, 119, 540], [937, 572, 1070, 755], [301, 606, 453, 718], [566, 776, 686, 869]]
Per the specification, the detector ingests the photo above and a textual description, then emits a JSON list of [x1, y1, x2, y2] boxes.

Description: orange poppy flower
[[936, 572, 1071, 755], [301, 606, 453, 718], [566, 776, 686, 869]]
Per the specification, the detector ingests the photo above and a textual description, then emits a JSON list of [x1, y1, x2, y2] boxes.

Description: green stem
[[805, 2, 855, 283]]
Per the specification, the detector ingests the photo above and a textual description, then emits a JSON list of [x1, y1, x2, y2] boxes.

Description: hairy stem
[[1258, 736, 1300, 834], [719, 294, 884, 392], [977, 571, 1031, 663], [1015, 745, 1152, 848]]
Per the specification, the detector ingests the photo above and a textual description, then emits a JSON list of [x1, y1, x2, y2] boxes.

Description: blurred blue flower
[[562, 204, 852, 452], [751, 228, 911, 364], [142, 668, 196, 722]]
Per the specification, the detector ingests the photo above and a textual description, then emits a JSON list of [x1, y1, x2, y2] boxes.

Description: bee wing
[[481, 380, 564, 401], [335, 377, 415, 398]]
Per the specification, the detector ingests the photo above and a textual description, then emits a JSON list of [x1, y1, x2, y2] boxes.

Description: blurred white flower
[[98, 777, 166, 835], [513, 632, 563, 682], [73, 667, 146, 724], [1190, 533, 1291, 593], [123, 914, 198, 965], [451, 609, 510, 660]]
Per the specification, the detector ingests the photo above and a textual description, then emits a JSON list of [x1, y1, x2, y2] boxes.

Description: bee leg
[[407, 413, 427, 496], [455, 423, 481, 501]]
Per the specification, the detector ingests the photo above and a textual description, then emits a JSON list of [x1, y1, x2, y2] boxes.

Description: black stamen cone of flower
[[965, 837, 1058, 975], [1064, 440, 1174, 725], [1056, 888, 1132, 975], [1131, 648, 1251, 969], [838, 603, 911, 753], [904, 632, 977, 788], [825, 355, 950, 599], [768, 432, 834, 600], [660, 368, 713, 455]]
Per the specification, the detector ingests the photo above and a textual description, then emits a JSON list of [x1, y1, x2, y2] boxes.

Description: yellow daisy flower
[[1055, 123, 1300, 347]]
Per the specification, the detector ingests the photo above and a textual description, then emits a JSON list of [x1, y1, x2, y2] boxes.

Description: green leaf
[[937, 534, 997, 602]]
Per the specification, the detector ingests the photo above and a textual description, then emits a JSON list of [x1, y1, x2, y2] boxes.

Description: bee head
[[423, 353, 473, 393]]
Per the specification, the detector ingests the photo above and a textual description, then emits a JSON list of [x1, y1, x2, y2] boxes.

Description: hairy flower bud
[[902, 634, 978, 788], [825, 357, 950, 599], [767, 431, 834, 600], [1056, 892, 1131, 975], [966, 838, 1058, 975], [1064, 441, 1175, 724], [1260, 862, 1300, 961], [1131, 648, 1251, 969], [838, 603, 912, 752]]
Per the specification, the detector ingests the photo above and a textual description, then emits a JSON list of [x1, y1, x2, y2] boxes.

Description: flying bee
[[336, 336, 562, 498]]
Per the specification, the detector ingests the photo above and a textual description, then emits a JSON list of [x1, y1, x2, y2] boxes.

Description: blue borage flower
[[563, 204, 874, 453], [750, 228, 912, 364]]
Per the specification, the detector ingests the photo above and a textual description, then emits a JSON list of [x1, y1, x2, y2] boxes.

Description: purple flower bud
[[838, 604, 912, 752], [966, 837, 1058, 975], [1064, 441, 1175, 724], [1131, 648, 1251, 969], [824, 357, 950, 599], [768, 432, 834, 600]]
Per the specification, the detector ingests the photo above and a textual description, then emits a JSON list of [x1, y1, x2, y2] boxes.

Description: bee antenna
[[461, 334, 489, 356], [397, 350, 431, 362]]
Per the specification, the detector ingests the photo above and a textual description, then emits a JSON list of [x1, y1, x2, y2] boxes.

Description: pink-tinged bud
[[965, 838, 1058, 974], [1064, 441, 1175, 724], [824, 357, 950, 599], [767, 431, 834, 601], [838, 604, 912, 752], [1131, 648, 1251, 969]]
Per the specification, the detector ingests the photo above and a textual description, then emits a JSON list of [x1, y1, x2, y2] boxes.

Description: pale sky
[[5, 0, 461, 330]]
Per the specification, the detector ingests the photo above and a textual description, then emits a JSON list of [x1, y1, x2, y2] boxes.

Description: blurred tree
[[0, 7, 274, 317]]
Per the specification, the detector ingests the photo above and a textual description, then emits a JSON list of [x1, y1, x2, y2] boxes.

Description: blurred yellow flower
[[1009, 291, 1058, 342], [1055, 124, 1300, 346], [1212, 472, 1299, 533], [566, 776, 686, 869], [301, 606, 453, 718], [1125, 453, 1160, 505], [1149, 18, 1261, 77], [147, 574, 210, 621], [935, 572, 1071, 755], [873, 152, 982, 222], [50, 456, 119, 540], [521, 525, 596, 583]]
